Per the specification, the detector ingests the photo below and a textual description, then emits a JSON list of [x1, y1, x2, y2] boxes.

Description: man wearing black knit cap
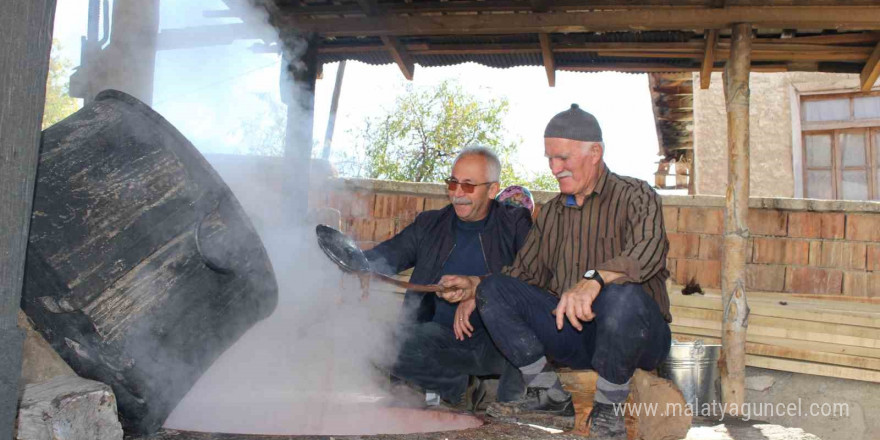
[[439, 104, 672, 440]]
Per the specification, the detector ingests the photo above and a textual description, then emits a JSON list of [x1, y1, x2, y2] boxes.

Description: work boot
[[426, 376, 485, 413], [586, 402, 627, 440], [486, 387, 575, 418]]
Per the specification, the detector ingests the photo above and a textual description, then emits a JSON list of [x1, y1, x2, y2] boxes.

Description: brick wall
[[313, 178, 880, 297]]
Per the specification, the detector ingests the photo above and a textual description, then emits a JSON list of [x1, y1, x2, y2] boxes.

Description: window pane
[[840, 132, 867, 167], [803, 98, 850, 122], [841, 170, 868, 200], [854, 96, 880, 119], [806, 170, 833, 199], [805, 134, 832, 167]]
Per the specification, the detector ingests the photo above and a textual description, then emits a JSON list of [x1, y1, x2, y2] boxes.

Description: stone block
[[662, 206, 678, 233], [678, 207, 723, 235], [846, 214, 880, 242], [745, 375, 776, 392], [18, 310, 75, 385], [675, 259, 721, 288], [698, 235, 723, 261], [748, 210, 787, 236], [869, 244, 880, 272], [16, 376, 123, 440], [752, 237, 810, 266], [667, 233, 700, 259], [746, 264, 786, 292], [787, 212, 845, 239], [810, 241, 867, 270], [785, 267, 843, 294]]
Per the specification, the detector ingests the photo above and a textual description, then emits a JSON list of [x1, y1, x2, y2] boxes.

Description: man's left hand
[[554, 279, 602, 331]]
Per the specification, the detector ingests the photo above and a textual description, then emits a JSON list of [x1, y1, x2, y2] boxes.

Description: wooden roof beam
[[701, 29, 719, 89], [538, 33, 555, 87], [381, 35, 415, 80], [281, 7, 880, 37], [861, 41, 880, 91]]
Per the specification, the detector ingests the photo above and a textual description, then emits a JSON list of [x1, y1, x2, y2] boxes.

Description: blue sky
[[52, 0, 663, 184]]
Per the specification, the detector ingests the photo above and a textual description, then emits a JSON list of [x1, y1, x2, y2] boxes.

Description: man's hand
[[554, 279, 602, 331], [437, 275, 480, 303], [453, 299, 477, 340]]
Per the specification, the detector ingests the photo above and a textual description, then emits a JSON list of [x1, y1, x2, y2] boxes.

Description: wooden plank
[[746, 355, 880, 383], [671, 325, 880, 360], [538, 33, 555, 87], [281, 1, 880, 17], [673, 315, 880, 349], [672, 333, 880, 370], [281, 7, 880, 37], [701, 29, 718, 89], [381, 36, 415, 80], [0, 1, 57, 436]]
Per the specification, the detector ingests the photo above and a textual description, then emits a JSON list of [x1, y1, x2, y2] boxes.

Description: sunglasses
[[444, 178, 495, 193]]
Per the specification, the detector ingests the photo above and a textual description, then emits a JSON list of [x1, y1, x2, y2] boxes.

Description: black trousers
[[476, 274, 671, 384], [391, 321, 525, 405]]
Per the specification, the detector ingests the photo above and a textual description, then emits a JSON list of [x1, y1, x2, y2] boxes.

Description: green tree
[[353, 80, 557, 191], [42, 40, 80, 129]]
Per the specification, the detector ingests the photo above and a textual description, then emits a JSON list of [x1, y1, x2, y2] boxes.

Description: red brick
[[666, 258, 678, 279], [785, 267, 843, 294], [746, 264, 786, 292], [698, 235, 723, 260], [787, 212, 844, 239], [346, 218, 376, 242], [846, 214, 880, 242], [675, 259, 721, 288], [667, 233, 700, 259], [662, 207, 679, 233], [358, 241, 378, 251], [350, 191, 375, 218], [373, 218, 396, 242], [868, 244, 880, 271], [871, 273, 880, 298], [678, 208, 723, 235], [372, 194, 396, 219], [843, 272, 869, 297], [752, 237, 810, 266], [810, 241, 867, 270], [748, 210, 788, 237]]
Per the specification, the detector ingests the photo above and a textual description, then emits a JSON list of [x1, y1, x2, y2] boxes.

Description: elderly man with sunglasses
[[439, 105, 671, 440], [364, 146, 533, 411]]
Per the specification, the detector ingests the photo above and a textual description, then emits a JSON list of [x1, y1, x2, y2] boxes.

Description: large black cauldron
[[21, 90, 278, 434]]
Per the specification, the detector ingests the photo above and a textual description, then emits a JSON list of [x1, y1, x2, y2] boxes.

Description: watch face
[[584, 269, 596, 279]]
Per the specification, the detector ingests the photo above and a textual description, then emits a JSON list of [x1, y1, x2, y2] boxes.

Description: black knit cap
[[543, 103, 603, 142]]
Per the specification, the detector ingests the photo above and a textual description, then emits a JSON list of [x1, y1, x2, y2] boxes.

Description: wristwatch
[[583, 269, 605, 289]]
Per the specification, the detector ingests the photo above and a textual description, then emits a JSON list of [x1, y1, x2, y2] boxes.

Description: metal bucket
[[658, 340, 721, 416]]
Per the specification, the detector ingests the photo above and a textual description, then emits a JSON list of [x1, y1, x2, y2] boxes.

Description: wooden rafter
[[280, 0, 880, 17], [701, 29, 719, 89], [381, 35, 415, 80], [281, 7, 880, 37], [860, 41, 880, 91], [352, 0, 415, 80], [538, 33, 555, 87]]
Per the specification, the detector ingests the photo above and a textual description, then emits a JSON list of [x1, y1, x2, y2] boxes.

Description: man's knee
[[475, 273, 508, 308], [596, 284, 654, 338]]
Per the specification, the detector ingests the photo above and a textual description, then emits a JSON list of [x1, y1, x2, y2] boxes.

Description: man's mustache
[[555, 171, 573, 179], [451, 197, 473, 205]]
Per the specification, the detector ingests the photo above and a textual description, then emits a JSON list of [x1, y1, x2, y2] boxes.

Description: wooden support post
[[0, 1, 57, 436], [539, 33, 556, 87], [700, 29, 718, 89], [322, 60, 346, 160], [860, 41, 880, 91], [721, 22, 751, 415], [280, 31, 320, 223], [381, 36, 416, 80]]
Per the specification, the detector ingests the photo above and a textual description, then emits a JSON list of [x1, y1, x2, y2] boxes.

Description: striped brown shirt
[[502, 165, 671, 321]]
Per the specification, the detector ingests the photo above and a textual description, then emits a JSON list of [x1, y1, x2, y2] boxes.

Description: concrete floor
[[133, 413, 823, 440]]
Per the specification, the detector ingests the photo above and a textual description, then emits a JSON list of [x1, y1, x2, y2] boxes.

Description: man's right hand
[[437, 275, 480, 303]]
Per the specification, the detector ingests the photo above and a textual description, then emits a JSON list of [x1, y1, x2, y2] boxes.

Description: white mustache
[[555, 171, 573, 179], [451, 197, 473, 205]]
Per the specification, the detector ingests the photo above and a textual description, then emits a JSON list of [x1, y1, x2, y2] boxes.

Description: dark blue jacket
[[365, 199, 533, 324]]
